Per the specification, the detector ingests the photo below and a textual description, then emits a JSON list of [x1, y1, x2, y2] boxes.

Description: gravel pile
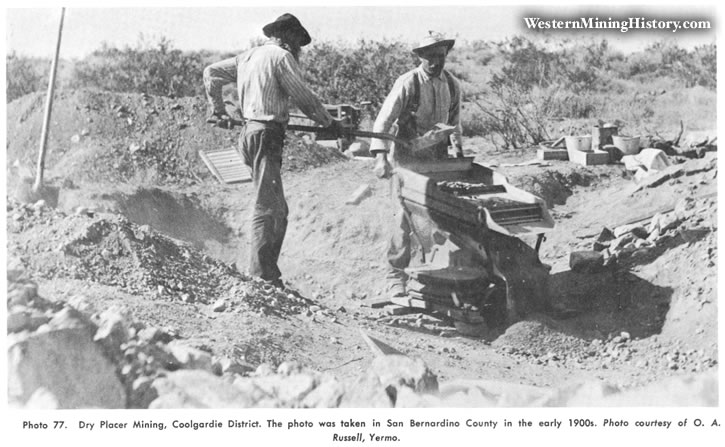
[[7, 198, 309, 316]]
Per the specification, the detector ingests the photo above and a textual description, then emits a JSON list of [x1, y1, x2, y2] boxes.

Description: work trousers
[[239, 120, 288, 282], [386, 141, 449, 279], [387, 175, 412, 277]]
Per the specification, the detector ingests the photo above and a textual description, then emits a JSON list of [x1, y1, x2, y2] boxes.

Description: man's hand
[[327, 118, 346, 138], [207, 111, 233, 129], [455, 145, 465, 158], [373, 152, 393, 179]]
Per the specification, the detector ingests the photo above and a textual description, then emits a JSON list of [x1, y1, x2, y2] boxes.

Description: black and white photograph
[[2, 1, 722, 444]]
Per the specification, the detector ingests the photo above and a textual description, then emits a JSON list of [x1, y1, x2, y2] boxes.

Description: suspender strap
[[408, 70, 456, 123]]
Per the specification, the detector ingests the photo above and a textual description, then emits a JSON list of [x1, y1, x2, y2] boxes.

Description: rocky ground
[[5, 89, 719, 408]]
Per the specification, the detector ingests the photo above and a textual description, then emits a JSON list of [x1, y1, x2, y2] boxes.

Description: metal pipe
[[33, 7, 65, 193]]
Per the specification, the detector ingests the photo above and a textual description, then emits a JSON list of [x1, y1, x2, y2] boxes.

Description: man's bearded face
[[418, 46, 448, 77]]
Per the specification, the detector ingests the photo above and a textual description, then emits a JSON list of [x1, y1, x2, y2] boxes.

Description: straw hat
[[412, 31, 455, 55]]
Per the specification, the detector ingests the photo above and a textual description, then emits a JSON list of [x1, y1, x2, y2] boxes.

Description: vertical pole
[[33, 7, 65, 193]]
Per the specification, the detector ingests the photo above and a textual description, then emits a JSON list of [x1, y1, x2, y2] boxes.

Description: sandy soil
[[5, 89, 718, 395]]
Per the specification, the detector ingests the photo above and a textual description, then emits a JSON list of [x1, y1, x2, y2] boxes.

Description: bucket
[[565, 135, 593, 153], [612, 135, 641, 155]]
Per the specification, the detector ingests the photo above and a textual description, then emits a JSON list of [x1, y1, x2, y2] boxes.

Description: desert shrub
[[71, 36, 206, 98], [6, 52, 48, 102], [301, 39, 418, 111], [624, 41, 716, 89]]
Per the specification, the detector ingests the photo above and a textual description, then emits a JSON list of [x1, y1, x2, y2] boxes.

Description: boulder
[[149, 370, 254, 408], [93, 311, 129, 359], [128, 376, 159, 409], [339, 374, 394, 408], [613, 224, 649, 239], [569, 251, 605, 273], [300, 376, 345, 408], [251, 374, 318, 405], [166, 341, 213, 372], [370, 355, 439, 395], [8, 308, 50, 333], [212, 356, 253, 376], [8, 328, 126, 408], [7, 281, 39, 307]]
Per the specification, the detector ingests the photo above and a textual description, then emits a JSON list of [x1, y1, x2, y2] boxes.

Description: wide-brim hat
[[412, 32, 455, 55], [262, 13, 312, 46]]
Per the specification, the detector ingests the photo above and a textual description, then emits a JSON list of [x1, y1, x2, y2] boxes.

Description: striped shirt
[[370, 66, 462, 153], [203, 41, 333, 126]]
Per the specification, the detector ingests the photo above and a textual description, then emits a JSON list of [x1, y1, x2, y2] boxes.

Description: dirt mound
[[6, 89, 346, 188], [6, 198, 308, 317], [503, 166, 599, 208]]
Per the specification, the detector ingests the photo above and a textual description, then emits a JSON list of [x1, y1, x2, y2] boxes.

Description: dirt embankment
[[6, 89, 718, 408], [6, 89, 346, 188]]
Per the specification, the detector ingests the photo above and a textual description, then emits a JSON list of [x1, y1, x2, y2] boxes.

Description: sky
[[3, 1, 719, 59]]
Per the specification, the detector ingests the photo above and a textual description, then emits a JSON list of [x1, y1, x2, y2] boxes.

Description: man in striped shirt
[[369, 32, 464, 298], [203, 13, 341, 286]]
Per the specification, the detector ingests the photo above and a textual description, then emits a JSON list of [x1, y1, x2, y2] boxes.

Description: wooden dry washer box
[[199, 148, 252, 184]]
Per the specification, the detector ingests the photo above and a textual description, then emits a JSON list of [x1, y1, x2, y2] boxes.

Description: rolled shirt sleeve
[[370, 77, 410, 153], [276, 52, 333, 127], [203, 56, 238, 115]]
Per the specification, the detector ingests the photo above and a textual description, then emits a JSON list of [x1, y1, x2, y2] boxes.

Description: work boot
[[385, 270, 408, 298]]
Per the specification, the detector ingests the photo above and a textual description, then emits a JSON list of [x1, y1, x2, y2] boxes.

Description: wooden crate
[[568, 149, 610, 166]]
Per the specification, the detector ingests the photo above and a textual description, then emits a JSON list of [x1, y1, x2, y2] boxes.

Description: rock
[[47, 306, 94, 332], [277, 361, 304, 376], [647, 228, 661, 243], [138, 327, 171, 344], [23, 387, 61, 409], [93, 311, 129, 358], [394, 386, 442, 408], [212, 356, 253, 376], [596, 227, 615, 242], [7, 281, 39, 307], [340, 374, 394, 408], [149, 370, 254, 408], [128, 376, 158, 409], [675, 197, 697, 220], [370, 355, 439, 395], [300, 376, 345, 408], [613, 224, 649, 239], [67, 295, 95, 314], [253, 374, 317, 405], [8, 308, 50, 333], [569, 251, 605, 273], [609, 234, 634, 251], [254, 363, 275, 377], [8, 328, 125, 408], [166, 341, 213, 372], [563, 381, 621, 405], [620, 331, 631, 341], [8, 309, 32, 333], [136, 342, 181, 371], [212, 299, 226, 312]]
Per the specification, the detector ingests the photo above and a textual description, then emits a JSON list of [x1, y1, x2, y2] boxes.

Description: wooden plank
[[390, 296, 429, 309], [358, 330, 406, 357], [396, 157, 473, 174], [362, 297, 391, 308], [384, 304, 417, 315]]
